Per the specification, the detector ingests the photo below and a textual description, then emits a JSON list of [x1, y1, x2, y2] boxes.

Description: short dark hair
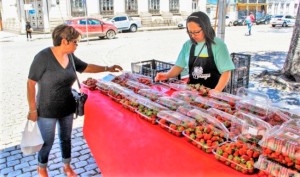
[[186, 11, 216, 46], [52, 24, 81, 46]]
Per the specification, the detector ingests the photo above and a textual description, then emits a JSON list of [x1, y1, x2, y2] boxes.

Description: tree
[[282, 6, 300, 82]]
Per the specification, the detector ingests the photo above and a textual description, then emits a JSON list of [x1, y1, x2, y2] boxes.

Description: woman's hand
[[107, 65, 123, 72], [27, 110, 38, 122], [155, 72, 168, 82]]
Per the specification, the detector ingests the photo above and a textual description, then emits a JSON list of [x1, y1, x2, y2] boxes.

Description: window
[[125, 0, 138, 15], [70, 0, 85, 17], [149, 0, 160, 14], [100, 0, 114, 15], [89, 19, 101, 25], [169, 0, 179, 14]]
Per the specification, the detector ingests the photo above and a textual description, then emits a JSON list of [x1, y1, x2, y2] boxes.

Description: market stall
[[83, 89, 259, 177]]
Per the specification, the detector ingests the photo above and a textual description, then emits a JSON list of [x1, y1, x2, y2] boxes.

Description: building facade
[[0, 0, 298, 34]]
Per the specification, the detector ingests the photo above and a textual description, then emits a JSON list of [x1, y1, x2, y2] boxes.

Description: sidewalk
[[0, 26, 179, 42]]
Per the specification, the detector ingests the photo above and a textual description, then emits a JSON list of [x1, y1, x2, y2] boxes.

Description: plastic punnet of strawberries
[[82, 77, 98, 90]]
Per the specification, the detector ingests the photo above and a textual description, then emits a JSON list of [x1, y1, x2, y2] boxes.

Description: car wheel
[[130, 25, 137, 32], [272, 24, 276, 27], [228, 22, 232, 27], [282, 22, 287, 27], [106, 30, 116, 39]]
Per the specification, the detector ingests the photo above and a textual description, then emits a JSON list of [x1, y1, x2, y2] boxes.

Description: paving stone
[[2, 146, 16, 152], [70, 158, 79, 164], [79, 154, 90, 161], [0, 167, 14, 175], [14, 162, 29, 170], [48, 169, 60, 176], [74, 161, 88, 168], [7, 169, 22, 177], [0, 163, 7, 170], [28, 159, 38, 166], [74, 167, 85, 175], [22, 165, 37, 173], [79, 149, 90, 155], [0, 152, 10, 158], [84, 163, 98, 171], [20, 155, 34, 163], [16, 172, 32, 177], [10, 149, 22, 155], [71, 151, 81, 158], [92, 174, 102, 177], [50, 147, 61, 154], [7, 154, 22, 162], [7, 160, 20, 167], [87, 158, 96, 164], [80, 170, 97, 176]]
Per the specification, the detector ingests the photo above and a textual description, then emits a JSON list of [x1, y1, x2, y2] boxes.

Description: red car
[[65, 17, 117, 39]]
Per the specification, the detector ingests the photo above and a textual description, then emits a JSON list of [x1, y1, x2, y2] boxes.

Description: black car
[[233, 16, 246, 26], [256, 15, 272, 25]]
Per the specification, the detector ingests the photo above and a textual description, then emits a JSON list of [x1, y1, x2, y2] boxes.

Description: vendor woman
[[155, 11, 235, 92]]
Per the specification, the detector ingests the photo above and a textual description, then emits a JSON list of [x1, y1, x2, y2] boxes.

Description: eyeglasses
[[71, 40, 79, 45], [188, 29, 203, 36]]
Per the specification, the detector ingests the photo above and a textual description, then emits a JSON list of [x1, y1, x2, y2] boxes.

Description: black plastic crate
[[225, 53, 251, 95], [131, 59, 180, 81]]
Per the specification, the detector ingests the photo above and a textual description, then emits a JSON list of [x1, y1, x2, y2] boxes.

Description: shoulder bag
[[69, 54, 88, 118]]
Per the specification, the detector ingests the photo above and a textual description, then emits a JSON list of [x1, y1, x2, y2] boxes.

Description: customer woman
[[155, 11, 235, 91], [27, 24, 122, 177]]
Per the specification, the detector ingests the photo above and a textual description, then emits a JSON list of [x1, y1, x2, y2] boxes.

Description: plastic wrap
[[157, 96, 186, 110]]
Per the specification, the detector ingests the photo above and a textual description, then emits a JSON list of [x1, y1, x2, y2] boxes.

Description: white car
[[177, 19, 187, 29], [270, 15, 296, 27], [211, 15, 234, 27], [105, 15, 142, 32]]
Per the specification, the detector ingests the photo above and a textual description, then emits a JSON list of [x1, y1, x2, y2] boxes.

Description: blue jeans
[[37, 114, 74, 168]]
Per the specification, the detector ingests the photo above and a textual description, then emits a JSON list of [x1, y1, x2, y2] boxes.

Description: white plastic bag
[[20, 120, 44, 155]]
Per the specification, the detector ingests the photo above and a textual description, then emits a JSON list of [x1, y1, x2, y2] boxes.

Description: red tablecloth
[[83, 90, 258, 177]]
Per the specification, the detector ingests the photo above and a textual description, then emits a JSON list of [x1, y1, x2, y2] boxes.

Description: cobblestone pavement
[[0, 25, 296, 177]]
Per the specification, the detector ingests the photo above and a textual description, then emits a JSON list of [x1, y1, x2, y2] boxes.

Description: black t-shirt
[[28, 47, 88, 118]]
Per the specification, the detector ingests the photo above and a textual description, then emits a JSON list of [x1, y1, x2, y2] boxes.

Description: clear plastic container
[[193, 96, 233, 113], [236, 88, 271, 117], [131, 73, 153, 86], [138, 89, 165, 101], [125, 80, 151, 93], [213, 140, 260, 174], [135, 99, 168, 124], [259, 120, 300, 170], [234, 111, 272, 144], [255, 155, 300, 177], [265, 108, 290, 126], [120, 92, 149, 112], [156, 110, 197, 136], [182, 123, 228, 153], [171, 90, 199, 103], [159, 78, 186, 89], [96, 80, 113, 95], [82, 77, 98, 90], [108, 84, 133, 102], [207, 108, 243, 140], [157, 96, 187, 110], [209, 89, 242, 107], [176, 104, 207, 117], [186, 83, 211, 96]]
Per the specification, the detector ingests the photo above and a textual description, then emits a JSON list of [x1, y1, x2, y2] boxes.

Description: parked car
[[270, 15, 296, 27], [65, 17, 117, 39], [177, 19, 187, 29], [256, 15, 272, 25], [105, 15, 142, 32], [233, 16, 247, 26], [211, 15, 234, 27]]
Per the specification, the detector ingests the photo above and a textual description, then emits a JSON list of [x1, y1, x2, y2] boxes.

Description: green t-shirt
[[175, 37, 235, 74]]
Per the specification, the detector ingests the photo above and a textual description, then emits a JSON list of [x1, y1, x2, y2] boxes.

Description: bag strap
[[68, 54, 81, 90]]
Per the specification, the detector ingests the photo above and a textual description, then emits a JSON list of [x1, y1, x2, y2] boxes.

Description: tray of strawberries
[[171, 90, 199, 103], [207, 108, 243, 140], [137, 88, 165, 101], [255, 155, 300, 177], [156, 110, 197, 136], [119, 92, 149, 112], [186, 83, 211, 96], [183, 123, 228, 153], [96, 80, 113, 95], [192, 96, 233, 114], [234, 111, 272, 145], [132, 74, 153, 86], [157, 96, 187, 111], [82, 77, 98, 90], [159, 78, 187, 90], [264, 108, 290, 126], [124, 80, 151, 93], [135, 99, 168, 124], [213, 140, 261, 174], [107, 84, 133, 103], [209, 90, 242, 108], [259, 120, 300, 171]]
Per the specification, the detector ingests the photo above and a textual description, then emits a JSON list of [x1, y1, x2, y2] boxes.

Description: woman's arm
[[27, 79, 38, 121], [155, 66, 183, 81], [83, 64, 123, 73], [214, 70, 231, 91]]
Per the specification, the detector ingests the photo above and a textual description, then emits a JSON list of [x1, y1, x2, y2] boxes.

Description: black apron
[[188, 43, 220, 89]]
